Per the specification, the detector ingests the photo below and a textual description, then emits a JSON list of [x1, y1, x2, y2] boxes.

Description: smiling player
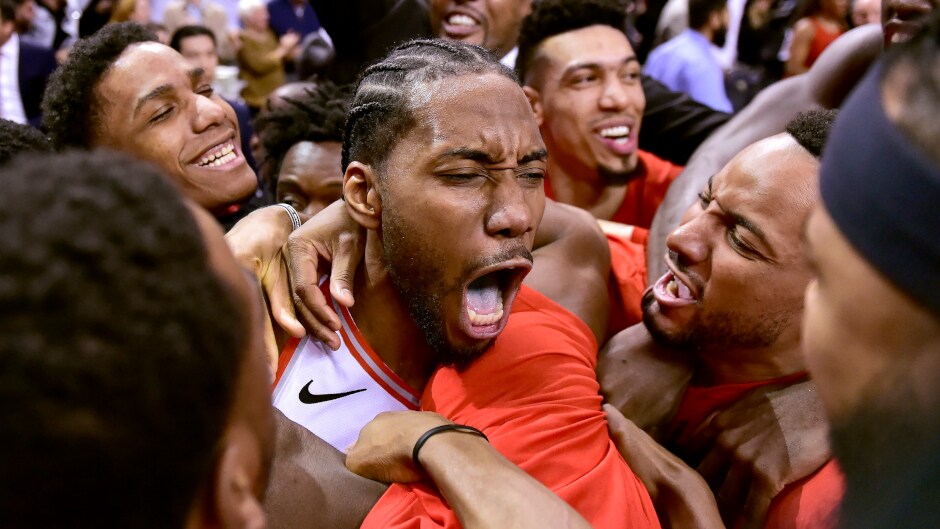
[[42, 23, 258, 218]]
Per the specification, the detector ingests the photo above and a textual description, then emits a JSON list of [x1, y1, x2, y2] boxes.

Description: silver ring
[[275, 203, 302, 231]]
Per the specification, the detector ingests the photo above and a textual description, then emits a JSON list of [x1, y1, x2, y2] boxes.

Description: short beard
[[598, 164, 639, 186], [381, 208, 530, 371], [640, 289, 796, 353], [830, 372, 940, 528]]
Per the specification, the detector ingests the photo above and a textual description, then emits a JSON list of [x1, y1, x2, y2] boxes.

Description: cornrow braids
[[341, 38, 518, 174]]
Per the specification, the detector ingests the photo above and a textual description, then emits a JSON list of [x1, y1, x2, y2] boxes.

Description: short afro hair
[[0, 119, 51, 165], [169, 24, 216, 52], [42, 22, 156, 150], [785, 109, 838, 158], [516, 0, 629, 84], [0, 150, 246, 529], [254, 80, 351, 179]]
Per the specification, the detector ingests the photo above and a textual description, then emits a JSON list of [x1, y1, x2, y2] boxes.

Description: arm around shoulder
[[527, 200, 610, 343]]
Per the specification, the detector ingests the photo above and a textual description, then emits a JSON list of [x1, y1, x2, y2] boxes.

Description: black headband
[[820, 63, 940, 317]]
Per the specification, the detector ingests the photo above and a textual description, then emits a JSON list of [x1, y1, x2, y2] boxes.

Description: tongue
[[466, 274, 500, 315], [676, 279, 694, 300]]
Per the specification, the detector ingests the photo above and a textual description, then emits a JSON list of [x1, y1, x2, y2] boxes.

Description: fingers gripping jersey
[[272, 281, 420, 451]]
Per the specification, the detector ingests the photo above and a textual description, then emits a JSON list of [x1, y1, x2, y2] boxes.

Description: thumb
[[329, 230, 364, 308]]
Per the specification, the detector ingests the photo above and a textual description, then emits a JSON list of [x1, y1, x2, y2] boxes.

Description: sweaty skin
[[647, 24, 882, 282]]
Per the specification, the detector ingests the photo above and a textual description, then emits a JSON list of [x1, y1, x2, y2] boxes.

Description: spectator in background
[[79, 0, 113, 37], [163, 0, 233, 62], [851, 0, 880, 25], [785, 0, 848, 76], [644, 0, 734, 112], [0, 0, 57, 127], [266, 0, 319, 40], [237, 0, 298, 111], [171, 24, 256, 171], [108, 0, 150, 23], [20, 0, 75, 56], [254, 81, 349, 220], [11, 0, 32, 33], [146, 20, 168, 42], [295, 30, 333, 80]]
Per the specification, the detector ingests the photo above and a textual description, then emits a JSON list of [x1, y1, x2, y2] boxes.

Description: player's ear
[[523, 86, 544, 127], [343, 161, 382, 230], [209, 427, 266, 529]]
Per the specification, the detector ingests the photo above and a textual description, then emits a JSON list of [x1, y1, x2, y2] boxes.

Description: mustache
[[666, 249, 705, 291], [464, 245, 533, 276]]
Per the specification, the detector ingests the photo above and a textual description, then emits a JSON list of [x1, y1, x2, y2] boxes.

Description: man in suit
[[162, 0, 233, 62], [0, 0, 55, 128]]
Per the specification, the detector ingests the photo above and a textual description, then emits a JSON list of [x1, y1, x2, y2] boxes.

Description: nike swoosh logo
[[298, 380, 367, 404]]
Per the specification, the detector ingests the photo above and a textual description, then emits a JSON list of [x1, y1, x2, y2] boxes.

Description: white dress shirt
[[0, 33, 28, 125]]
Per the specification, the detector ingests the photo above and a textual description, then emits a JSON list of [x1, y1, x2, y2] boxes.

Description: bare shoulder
[[793, 17, 817, 36], [597, 324, 694, 438]]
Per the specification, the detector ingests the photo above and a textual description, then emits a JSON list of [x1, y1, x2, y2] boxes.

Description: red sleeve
[[363, 287, 661, 529], [763, 460, 844, 529], [612, 151, 683, 228], [606, 233, 648, 336]]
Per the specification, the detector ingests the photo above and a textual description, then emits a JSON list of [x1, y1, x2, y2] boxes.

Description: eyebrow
[[710, 175, 773, 253], [729, 210, 768, 246], [133, 67, 206, 118], [440, 147, 548, 165], [562, 56, 639, 75]]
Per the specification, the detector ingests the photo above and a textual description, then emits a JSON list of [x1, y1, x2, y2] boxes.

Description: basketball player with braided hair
[[266, 38, 677, 529]]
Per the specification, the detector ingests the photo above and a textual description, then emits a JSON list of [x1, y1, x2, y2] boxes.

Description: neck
[[695, 26, 713, 41], [545, 155, 627, 220], [347, 232, 439, 391], [693, 339, 805, 386]]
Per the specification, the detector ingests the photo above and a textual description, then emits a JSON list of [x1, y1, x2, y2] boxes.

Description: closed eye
[[149, 106, 175, 124], [197, 84, 214, 98]]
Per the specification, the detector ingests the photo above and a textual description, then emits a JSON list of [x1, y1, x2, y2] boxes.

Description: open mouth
[[441, 9, 483, 38], [595, 121, 637, 156], [459, 259, 531, 340], [194, 139, 242, 169], [652, 268, 699, 308]]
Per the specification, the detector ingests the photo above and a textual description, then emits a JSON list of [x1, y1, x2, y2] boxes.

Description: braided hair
[[342, 38, 517, 174]]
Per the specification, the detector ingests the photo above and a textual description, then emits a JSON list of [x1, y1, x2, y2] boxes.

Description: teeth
[[467, 293, 504, 326], [600, 125, 630, 138], [667, 279, 678, 297], [198, 142, 235, 167], [447, 14, 477, 26]]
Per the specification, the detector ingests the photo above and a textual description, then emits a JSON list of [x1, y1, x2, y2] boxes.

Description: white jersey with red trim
[[272, 284, 420, 452]]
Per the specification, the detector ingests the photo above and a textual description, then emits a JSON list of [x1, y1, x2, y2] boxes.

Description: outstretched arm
[[647, 24, 883, 281], [346, 411, 592, 529]]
